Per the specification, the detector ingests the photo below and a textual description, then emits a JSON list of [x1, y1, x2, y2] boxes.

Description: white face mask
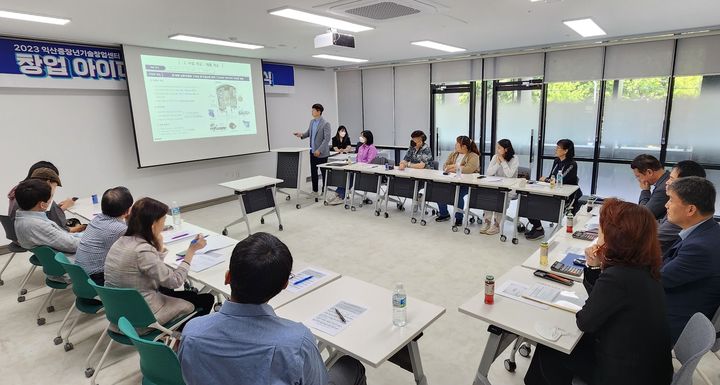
[[359, 136, 366, 143]]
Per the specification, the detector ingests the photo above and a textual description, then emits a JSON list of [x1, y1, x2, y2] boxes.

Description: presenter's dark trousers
[[310, 152, 328, 193]]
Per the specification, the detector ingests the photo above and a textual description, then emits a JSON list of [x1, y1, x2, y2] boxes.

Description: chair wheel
[[279, 225, 284, 231], [452, 226, 459, 232], [519, 344, 531, 357], [384, 212, 389, 218], [374, 211, 380, 216], [500, 235, 507, 242], [411, 218, 417, 224], [464, 228, 471, 235], [54, 336, 63, 345], [20, 288, 27, 295], [324, 201, 329, 206], [420, 220, 427, 226], [296, 204, 301, 209], [315, 198, 319, 202], [285, 195, 291, 201], [213, 303, 222, 312], [47, 306, 55, 313], [350, 206, 356, 211], [344, 204, 349, 209], [37, 318, 46, 326], [469, 217, 476, 224], [512, 238, 519, 245], [17, 296, 25, 302], [222, 229, 228, 236], [85, 368, 95, 378], [504, 359, 517, 372], [260, 218, 265, 224], [400, 206, 406, 211], [64, 342, 74, 352]]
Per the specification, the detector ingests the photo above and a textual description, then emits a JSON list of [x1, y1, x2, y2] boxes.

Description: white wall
[[0, 67, 337, 217]]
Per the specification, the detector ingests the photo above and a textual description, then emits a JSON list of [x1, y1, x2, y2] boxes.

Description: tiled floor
[[0, 186, 718, 385]]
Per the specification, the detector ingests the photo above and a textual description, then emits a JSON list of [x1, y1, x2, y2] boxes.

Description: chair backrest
[[55, 253, 98, 300], [0, 214, 19, 243], [711, 306, 720, 353], [517, 166, 531, 180], [32, 246, 67, 277], [88, 279, 157, 328], [428, 160, 439, 170], [118, 317, 186, 385], [370, 156, 389, 165], [672, 312, 715, 385]]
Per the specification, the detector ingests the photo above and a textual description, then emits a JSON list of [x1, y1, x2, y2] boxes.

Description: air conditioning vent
[[345, 1, 420, 20]]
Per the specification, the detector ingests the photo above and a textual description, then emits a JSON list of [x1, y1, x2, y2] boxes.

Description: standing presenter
[[293, 103, 332, 196]]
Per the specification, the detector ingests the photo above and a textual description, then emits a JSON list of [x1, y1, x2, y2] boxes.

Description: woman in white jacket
[[480, 139, 519, 235]]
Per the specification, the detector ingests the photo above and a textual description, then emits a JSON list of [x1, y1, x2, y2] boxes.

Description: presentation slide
[[141, 55, 258, 142], [123, 45, 269, 168]]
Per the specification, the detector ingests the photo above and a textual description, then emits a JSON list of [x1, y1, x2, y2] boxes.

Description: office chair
[[31, 246, 71, 326], [0, 215, 43, 301], [696, 306, 720, 385], [117, 316, 186, 385]]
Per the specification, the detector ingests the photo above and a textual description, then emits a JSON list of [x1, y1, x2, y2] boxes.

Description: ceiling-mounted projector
[[314, 30, 355, 49]]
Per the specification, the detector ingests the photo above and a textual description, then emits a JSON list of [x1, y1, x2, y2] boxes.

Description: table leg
[[349, 173, 357, 210], [238, 194, 252, 235], [512, 194, 523, 244], [499, 190, 509, 242], [272, 186, 283, 231], [408, 339, 428, 385], [222, 194, 250, 235], [374, 176, 383, 215], [451, 185, 460, 230], [462, 187, 472, 233], [473, 325, 517, 385], [546, 199, 566, 239], [323, 169, 331, 204]]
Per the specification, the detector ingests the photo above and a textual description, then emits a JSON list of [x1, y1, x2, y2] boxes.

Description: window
[[544, 81, 601, 159], [595, 162, 650, 202], [542, 160, 593, 196]]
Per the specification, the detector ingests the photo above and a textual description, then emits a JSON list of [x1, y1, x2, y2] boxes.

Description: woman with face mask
[[400, 130, 433, 170], [331, 125, 353, 154], [330, 130, 378, 205]]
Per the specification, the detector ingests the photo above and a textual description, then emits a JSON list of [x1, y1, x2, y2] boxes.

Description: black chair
[[0, 214, 40, 300]]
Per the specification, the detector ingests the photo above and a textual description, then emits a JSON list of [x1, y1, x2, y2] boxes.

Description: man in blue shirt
[[294, 103, 332, 195], [179, 232, 366, 385]]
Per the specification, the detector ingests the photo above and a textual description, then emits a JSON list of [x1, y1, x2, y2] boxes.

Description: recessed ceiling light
[[563, 18, 607, 38], [169, 34, 263, 50], [269, 8, 373, 33], [0, 10, 70, 25], [312, 54, 368, 63], [411, 40, 466, 53]]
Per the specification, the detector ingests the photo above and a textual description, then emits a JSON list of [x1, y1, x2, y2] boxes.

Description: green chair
[[86, 280, 197, 385], [32, 246, 70, 326], [117, 316, 186, 385], [54, 253, 104, 352], [0, 214, 41, 301]]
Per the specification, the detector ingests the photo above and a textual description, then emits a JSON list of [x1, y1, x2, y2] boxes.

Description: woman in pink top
[[330, 130, 378, 205]]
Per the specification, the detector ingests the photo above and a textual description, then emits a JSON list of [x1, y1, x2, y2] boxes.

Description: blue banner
[[262, 63, 294, 88], [0, 37, 126, 89]]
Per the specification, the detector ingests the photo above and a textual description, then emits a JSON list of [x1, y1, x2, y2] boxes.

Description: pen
[[190, 234, 209, 245], [171, 232, 189, 240], [292, 275, 314, 286], [334, 308, 347, 324]]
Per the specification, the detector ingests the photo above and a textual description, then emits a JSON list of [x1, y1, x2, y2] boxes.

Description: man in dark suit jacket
[[631, 154, 670, 220], [293, 103, 332, 194], [662, 176, 720, 343]]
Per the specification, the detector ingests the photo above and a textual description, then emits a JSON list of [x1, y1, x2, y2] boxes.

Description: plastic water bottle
[[171, 201, 182, 228], [392, 282, 407, 327], [557, 172, 564, 188], [455, 165, 462, 178]]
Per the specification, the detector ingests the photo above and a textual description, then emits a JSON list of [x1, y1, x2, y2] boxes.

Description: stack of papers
[[286, 269, 327, 293], [522, 283, 587, 313]]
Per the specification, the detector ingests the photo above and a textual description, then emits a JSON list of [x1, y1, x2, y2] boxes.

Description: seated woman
[[480, 139, 519, 235], [525, 138, 582, 240], [524, 198, 672, 385], [330, 130, 377, 205], [436, 136, 480, 226], [104, 197, 214, 332], [399, 130, 433, 170], [331, 125, 353, 154]]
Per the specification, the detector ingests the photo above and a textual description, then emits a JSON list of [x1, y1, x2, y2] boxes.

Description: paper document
[[484, 177, 502, 182], [495, 281, 548, 309], [584, 216, 600, 230], [286, 268, 327, 293], [307, 301, 367, 336], [186, 251, 226, 272], [523, 283, 587, 313], [195, 235, 235, 254]]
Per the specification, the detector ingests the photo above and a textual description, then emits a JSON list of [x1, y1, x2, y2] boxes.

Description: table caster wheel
[[464, 228, 471, 235], [85, 368, 95, 378], [517, 224, 526, 233], [54, 336, 63, 345], [500, 235, 507, 242], [384, 213, 389, 218], [344, 204, 349, 209], [469, 217, 476, 224], [431, 209, 437, 215], [37, 318, 46, 326], [504, 359, 516, 372], [285, 195, 291, 201], [519, 344, 531, 357], [323, 201, 329, 206], [17, 296, 25, 302], [20, 288, 27, 295], [315, 198, 319, 202], [512, 238, 519, 245], [350, 206, 356, 212], [296, 204, 301, 209], [374, 211, 380, 216], [64, 342, 74, 352], [260, 218, 265, 224], [411, 218, 417, 224], [420, 220, 427, 226], [222, 229, 228, 236], [452, 226, 459, 232], [279, 225, 284, 231], [47, 305, 55, 313]]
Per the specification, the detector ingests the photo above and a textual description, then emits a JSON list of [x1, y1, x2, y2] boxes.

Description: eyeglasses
[[289, 273, 295, 281]]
